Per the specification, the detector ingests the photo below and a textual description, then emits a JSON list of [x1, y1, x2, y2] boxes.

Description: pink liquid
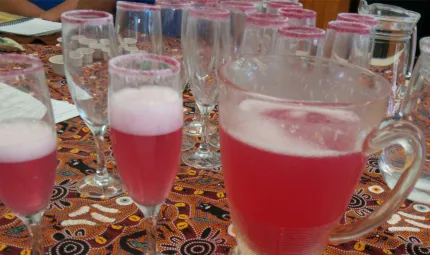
[[219, 101, 367, 254], [0, 120, 57, 216], [110, 86, 183, 206], [111, 128, 182, 205]]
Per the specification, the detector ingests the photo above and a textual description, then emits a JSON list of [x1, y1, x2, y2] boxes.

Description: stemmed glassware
[[0, 54, 58, 255], [181, 7, 231, 169], [273, 25, 325, 56], [115, 1, 162, 55], [322, 20, 373, 68], [159, 0, 196, 151], [109, 54, 183, 255], [61, 10, 124, 198], [266, 0, 302, 14], [279, 8, 317, 27], [240, 13, 287, 56]]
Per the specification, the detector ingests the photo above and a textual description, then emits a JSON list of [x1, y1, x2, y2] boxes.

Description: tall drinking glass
[[109, 54, 182, 255], [181, 7, 230, 169], [61, 10, 124, 198], [337, 12, 377, 29], [115, 1, 162, 55], [279, 8, 317, 27], [0, 55, 57, 255], [322, 20, 373, 68], [241, 13, 287, 56], [219, 55, 425, 255], [159, 0, 196, 151], [273, 25, 325, 56], [266, 0, 302, 14]]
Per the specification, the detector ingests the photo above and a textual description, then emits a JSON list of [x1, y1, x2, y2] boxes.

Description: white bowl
[[49, 55, 65, 77]]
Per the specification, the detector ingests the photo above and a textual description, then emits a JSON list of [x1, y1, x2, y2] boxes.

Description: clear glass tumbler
[[219, 54, 425, 255], [0, 54, 57, 255], [61, 10, 124, 198], [273, 25, 325, 56]]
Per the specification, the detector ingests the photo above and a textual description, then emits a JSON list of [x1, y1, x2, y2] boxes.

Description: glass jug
[[358, 0, 420, 117], [380, 37, 430, 204]]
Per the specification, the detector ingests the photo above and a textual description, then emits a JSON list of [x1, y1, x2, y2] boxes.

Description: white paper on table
[[0, 83, 79, 124], [51, 99, 80, 123]]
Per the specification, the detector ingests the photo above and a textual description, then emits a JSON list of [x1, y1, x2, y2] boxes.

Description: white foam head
[[109, 86, 183, 136], [223, 99, 361, 157], [0, 120, 57, 163]]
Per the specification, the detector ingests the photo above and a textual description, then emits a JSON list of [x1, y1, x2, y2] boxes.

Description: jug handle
[[328, 121, 425, 244], [408, 26, 418, 78]]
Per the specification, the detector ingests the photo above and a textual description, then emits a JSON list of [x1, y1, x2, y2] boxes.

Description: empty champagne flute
[[241, 13, 287, 56], [182, 7, 230, 169], [62, 10, 124, 198], [219, 54, 425, 255], [279, 8, 317, 27], [322, 20, 373, 68], [115, 1, 162, 54], [160, 0, 196, 151], [266, 0, 302, 14], [109, 54, 182, 255], [0, 54, 57, 255], [273, 25, 325, 56]]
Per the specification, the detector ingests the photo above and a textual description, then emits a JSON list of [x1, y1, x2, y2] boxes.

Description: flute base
[[76, 173, 124, 199], [182, 149, 222, 169]]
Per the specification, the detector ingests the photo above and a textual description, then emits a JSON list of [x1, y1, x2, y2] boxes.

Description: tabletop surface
[[0, 44, 430, 255]]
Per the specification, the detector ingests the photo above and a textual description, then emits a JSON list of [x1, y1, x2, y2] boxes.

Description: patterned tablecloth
[[0, 44, 430, 255]]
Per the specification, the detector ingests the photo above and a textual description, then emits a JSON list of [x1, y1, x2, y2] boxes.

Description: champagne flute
[[0, 54, 57, 255], [182, 7, 231, 169], [273, 25, 325, 56], [61, 10, 124, 198], [115, 1, 162, 55], [322, 20, 373, 68], [109, 54, 182, 255], [266, 0, 302, 14], [279, 8, 317, 27], [159, 0, 196, 151]]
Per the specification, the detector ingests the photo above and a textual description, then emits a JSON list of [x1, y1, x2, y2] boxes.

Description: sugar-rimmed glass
[[61, 10, 124, 198]]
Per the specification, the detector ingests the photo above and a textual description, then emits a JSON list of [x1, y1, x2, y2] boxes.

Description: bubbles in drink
[[226, 99, 361, 156], [0, 119, 57, 163], [110, 86, 183, 136]]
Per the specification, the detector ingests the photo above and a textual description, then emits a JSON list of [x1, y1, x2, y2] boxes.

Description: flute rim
[[278, 25, 325, 39], [0, 54, 44, 77], [327, 20, 372, 35], [108, 53, 180, 77], [61, 10, 113, 24]]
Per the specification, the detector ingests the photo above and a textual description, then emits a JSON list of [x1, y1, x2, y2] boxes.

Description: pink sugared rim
[[191, 0, 218, 5], [158, 0, 192, 9], [117, 1, 161, 11], [220, 1, 257, 13], [0, 54, 43, 77], [267, 1, 302, 10], [327, 20, 371, 35], [279, 8, 316, 19], [109, 53, 180, 77], [278, 25, 325, 39], [337, 13, 377, 27], [188, 7, 230, 20], [246, 13, 287, 27], [61, 10, 113, 24]]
